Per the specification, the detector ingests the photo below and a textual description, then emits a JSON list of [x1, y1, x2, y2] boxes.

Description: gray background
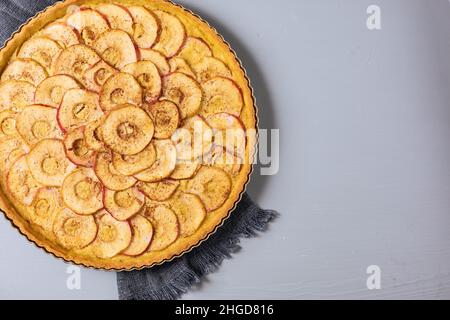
[[1, 0, 449, 299]]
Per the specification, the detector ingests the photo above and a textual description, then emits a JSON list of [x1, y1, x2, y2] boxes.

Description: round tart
[[0, 0, 256, 270]]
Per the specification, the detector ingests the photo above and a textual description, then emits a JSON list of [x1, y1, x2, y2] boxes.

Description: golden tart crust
[[0, 0, 256, 270]]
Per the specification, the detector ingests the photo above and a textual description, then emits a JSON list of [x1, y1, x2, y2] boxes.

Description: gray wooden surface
[[1, 0, 449, 299]]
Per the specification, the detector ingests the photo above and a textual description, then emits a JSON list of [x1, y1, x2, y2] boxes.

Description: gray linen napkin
[[1, 0, 278, 300]]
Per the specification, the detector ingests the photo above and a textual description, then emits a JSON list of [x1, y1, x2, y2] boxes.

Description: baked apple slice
[[144, 205, 179, 251], [28, 187, 63, 231], [122, 61, 162, 104], [137, 179, 179, 201], [192, 57, 232, 83], [134, 139, 176, 182], [145, 100, 180, 139], [66, 9, 110, 46], [170, 192, 206, 237], [82, 60, 118, 93], [61, 168, 103, 215], [128, 6, 159, 49], [27, 138, 76, 186], [153, 10, 186, 57], [122, 214, 153, 256], [84, 118, 106, 151], [187, 166, 232, 212], [112, 142, 156, 176], [90, 210, 132, 259], [206, 112, 246, 157], [103, 187, 144, 221], [6, 155, 40, 205], [139, 49, 170, 75], [52, 45, 101, 82], [93, 30, 138, 69], [53, 208, 98, 249], [35, 75, 80, 108], [178, 37, 212, 66], [170, 160, 200, 180], [205, 145, 242, 177], [96, 3, 134, 35], [162, 72, 202, 119], [1, 59, 47, 86], [63, 126, 96, 167], [42, 22, 80, 48], [0, 110, 19, 139], [0, 138, 29, 174], [0, 80, 35, 112], [94, 152, 136, 191], [99, 73, 142, 111], [100, 104, 154, 155], [16, 105, 63, 146], [17, 37, 62, 73], [169, 57, 195, 78], [201, 77, 244, 117]]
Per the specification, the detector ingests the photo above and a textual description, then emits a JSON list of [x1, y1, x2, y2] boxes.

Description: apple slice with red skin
[[128, 6, 159, 49], [192, 57, 232, 83], [93, 30, 138, 69], [83, 60, 118, 93], [144, 100, 180, 139], [62, 168, 104, 215], [66, 9, 110, 46], [134, 139, 176, 182], [0, 80, 35, 112], [99, 73, 143, 111], [143, 205, 179, 251], [94, 152, 136, 191], [0, 138, 29, 175], [17, 105, 63, 146], [35, 75, 80, 108], [162, 72, 202, 119], [42, 22, 80, 48], [205, 145, 242, 177], [201, 77, 244, 117], [0, 111, 20, 140], [63, 126, 96, 167], [137, 179, 179, 201], [112, 142, 156, 176], [178, 37, 212, 66], [103, 187, 144, 221], [90, 210, 132, 259], [153, 10, 186, 58], [170, 192, 206, 237], [1, 59, 47, 86], [170, 160, 200, 180], [206, 112, 246, 157], [122, 61, 162, 104], [139, 49, 170, 75], [57, 89, 103, 132], [53, 208, 98, 250], [122, 214, 154, 256], [169, 57, 195, 78], [28, 187, 64, 232], [17, 37, 62, 73], [96, 4, 134, 35], [6, 155, 40, 205], [52, 44, 101, 82], [84, 118, 107, 151]]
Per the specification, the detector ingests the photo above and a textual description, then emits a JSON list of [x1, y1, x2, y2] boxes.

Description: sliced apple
[[128, 6, 159, 49], [17, 37, 62, 73], [0, 80, 35, 112], [99, 72, 142, 111], [122, 61, 161, 103], [35, 75, 80, 108], [171, 115, 213, 161], [201, 77, 243, 117], [61, 168, 103, 215], [94, 152, 136, 191], [6, 155, 40, 205], [112, 142, 156, 176], [103, 187, 144, 221], [27, 138, 75, 186], [53, 208, 98, 249], [139, 49, 170, 75], [84, 118, 106, 151], [169, 57, 195, 78], [52, 44, 101, 82], [57, 89, 103, 132], [122, 214, 153, 256], [162, 72, 202, 119], [187, 166, 232, 212], [82, 60, 118, 93], [16, 105, 63, 146], [0, 110, 19, 139], [1, 59, 47, 86], [137, 179, 179, 201], [100, 104, 153, 155], [206, 112, 246, 157], [205, 145, 242, 177], [93, 30, 138, 69], [63, 126, 96, 167], [178, 37, 212, 66], [0, 138, 29, 174], [144, 205, 179, 251], [96, 4, 134, 35], [66, 9, 110, 46], [170, 160, 200, 180], [28, 187, 63, 231], [145, 100, 180, 139], [152, 10, 186, 57], [90, 210, 132, 259], [192, 57, 232, 83], [42, 22, 80, 48], [170, 192, 206, 237], [134, 139, 176, 182]]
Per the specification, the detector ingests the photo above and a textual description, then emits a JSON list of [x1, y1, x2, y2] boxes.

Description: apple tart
[[0, 0, 256, 270]]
